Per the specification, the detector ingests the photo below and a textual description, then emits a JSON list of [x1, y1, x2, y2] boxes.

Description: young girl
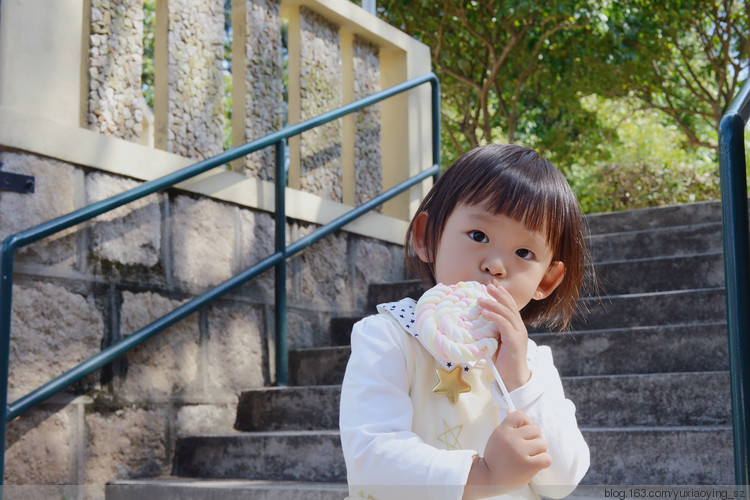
[[339, 143, 590, 500]]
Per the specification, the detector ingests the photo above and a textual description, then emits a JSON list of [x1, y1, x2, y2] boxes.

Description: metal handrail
[[0, 72, 440, 483], [719, 77, 750, 486]]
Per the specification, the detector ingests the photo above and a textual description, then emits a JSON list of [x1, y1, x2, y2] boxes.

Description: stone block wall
[[3, 0, 401, 493], [166, 0, 226, 160], [242, 0, 284, 181], [0, 149, 405, 493], [298, 7, 343, 202], [353, 36, 382, 208], [88, 0, 146, 143]]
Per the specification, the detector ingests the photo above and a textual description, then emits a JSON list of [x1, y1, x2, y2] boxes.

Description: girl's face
[[414, 203, 565, 311]]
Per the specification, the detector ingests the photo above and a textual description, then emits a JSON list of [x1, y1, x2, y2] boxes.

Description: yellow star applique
[[437, 419, 464, 450], [432, 366, 471, 404]]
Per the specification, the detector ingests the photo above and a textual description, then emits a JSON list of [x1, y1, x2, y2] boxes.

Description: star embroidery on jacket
[[432, 366, 471, 405], [437, 419, 464, 451]]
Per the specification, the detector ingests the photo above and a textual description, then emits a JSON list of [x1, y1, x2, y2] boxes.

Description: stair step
[[331, 290, 727, 349], [289, 346, 350, 386], [573, 288, 725, 331], [173, 431, 345, 483], [173, 428, 732, 485], [366, 280, 427, 311], [354, 254, 726, 304], [106, 479, 347, 500], [582, 427, 733, 485], [589, 222, 722, 263], [584, 201, 722, 236], [329, 317, 360, 346], [589, 253, 724, 295], [333, 290, 729, 349], [234, 371, 729, 432], [536, 323, 728, 377], [567, 372, 731, 428], [235, 385, 341, 432], [290, 323, 728, 386]]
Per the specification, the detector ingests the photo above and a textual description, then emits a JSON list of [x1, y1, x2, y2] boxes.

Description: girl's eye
[[516, 248, 534, 260], [468, 231, 489, 243]]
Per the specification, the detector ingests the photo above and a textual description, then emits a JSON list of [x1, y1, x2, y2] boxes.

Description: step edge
[[587, 220, 721, 239], [177, 429, 342, 439], [581, 425, 733, 433], [593, 251, 724, 267], [108, 478, 348, 489], [562, 370, 730, 382]]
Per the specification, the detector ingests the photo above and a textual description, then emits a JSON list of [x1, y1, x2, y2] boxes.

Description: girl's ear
[[412, 211, 431, 263], [535, 261, 565, 300]]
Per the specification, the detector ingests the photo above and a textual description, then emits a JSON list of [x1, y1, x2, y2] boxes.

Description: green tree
[[378, 0, 611, 160], [569, 95, 720, 213], [599, 0, 749, 152], [377, 0, 748, 212]]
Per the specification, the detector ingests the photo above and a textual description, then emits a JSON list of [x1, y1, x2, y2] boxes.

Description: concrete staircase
[[107, 200, 734, 499]]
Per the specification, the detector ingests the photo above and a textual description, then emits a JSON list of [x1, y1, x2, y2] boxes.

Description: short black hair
[[405, 143, 588, 330]]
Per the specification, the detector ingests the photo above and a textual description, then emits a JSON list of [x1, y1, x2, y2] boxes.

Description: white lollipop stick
[[481, 351, 516, 411]]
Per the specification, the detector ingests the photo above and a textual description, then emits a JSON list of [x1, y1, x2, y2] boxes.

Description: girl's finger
[[487, 284, 517, 308], [480, 310, 514, 338], [479, 296, 525, 334]]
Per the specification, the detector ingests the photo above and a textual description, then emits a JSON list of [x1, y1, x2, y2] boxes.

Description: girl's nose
[[482, 256, 506, 277]]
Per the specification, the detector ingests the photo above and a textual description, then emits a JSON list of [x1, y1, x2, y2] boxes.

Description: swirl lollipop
[[415, 281, 515, 410]]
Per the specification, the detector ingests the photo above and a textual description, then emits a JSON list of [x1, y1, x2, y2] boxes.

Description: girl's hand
[[463, 410, 551, 499], [477, 284, 531, 392]]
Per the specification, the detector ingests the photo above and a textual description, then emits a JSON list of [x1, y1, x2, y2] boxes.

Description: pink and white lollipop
[[415, 281, 516, 409]]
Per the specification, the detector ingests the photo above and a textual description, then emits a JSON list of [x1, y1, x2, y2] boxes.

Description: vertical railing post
[[719, 110, 750, 486], [0, 238, 17, 494], [274, 140, 288, 386], [430, 78, 441, 182]]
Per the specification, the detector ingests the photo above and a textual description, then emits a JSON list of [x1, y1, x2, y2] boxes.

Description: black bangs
[[453, 146, 567, 252], [405, 142, 587, 330]]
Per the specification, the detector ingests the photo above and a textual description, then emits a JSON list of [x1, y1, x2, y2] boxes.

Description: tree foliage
[[599, 0, 749, 151], [377, 0, 749, 212], [379, 0, 610, 158]]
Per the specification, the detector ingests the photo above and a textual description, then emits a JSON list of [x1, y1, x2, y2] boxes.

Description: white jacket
[[339, 298, 590, 500]]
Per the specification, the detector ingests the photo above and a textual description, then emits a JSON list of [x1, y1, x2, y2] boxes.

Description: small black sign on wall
[[0, 162, 34, 194]]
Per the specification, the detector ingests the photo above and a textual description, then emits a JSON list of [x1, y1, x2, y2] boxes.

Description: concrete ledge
[[0, 106, 409, 245]]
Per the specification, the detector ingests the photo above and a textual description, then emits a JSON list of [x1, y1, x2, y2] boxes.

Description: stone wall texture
[[167, 0, 225, 159], [1, 149, 404, 492], [86, 172, 162, 267], [88, 0, 146, 142], [0, 153, 80, 267], [243, 0, 284, 180], [299, 7, 343, 202], [353, 36, 382, 208], [2, 0, 395, 494]]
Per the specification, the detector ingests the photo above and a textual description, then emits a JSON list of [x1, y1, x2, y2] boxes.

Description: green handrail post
[[0, 236, 18, 485], [431, 76, 441, 181], [719, 77, 750, 486], [0, 72, 440, 490], [275, 139, 288, 386]]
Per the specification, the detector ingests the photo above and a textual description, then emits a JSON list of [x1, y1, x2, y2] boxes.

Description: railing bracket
[[0, 163, 34, 194]]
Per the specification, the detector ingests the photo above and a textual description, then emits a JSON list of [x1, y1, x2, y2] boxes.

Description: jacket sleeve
[[491, 340, 590, 499], [339, 315, 476, 500]]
